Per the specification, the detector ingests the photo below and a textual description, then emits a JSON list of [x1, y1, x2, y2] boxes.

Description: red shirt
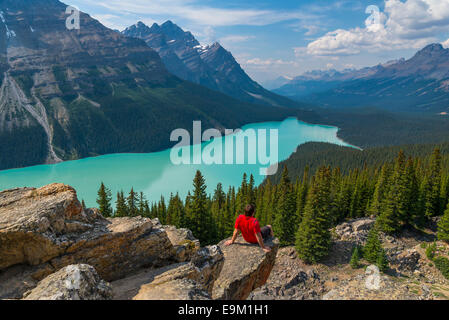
[[234, 215, 261, 244]]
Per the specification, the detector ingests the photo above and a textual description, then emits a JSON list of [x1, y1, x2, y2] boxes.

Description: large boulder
[[334, 218, 375, 244], [23, 264, 112, 300], [212, 236, 279, 300], [131, 245, 224, 300], [164, 225, 201, 262], [0, 184, 176, 299]]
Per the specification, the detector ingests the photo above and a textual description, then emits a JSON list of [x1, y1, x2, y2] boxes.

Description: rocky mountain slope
[[276, 44, 449, 113], [249, 218, 449, 300], [122, 21, 301, 108], [0, 0, 311, 170], [0, 183, 279, 300]]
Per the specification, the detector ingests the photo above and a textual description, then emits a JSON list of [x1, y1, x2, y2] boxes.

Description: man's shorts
[[261, 226, 271, 240]]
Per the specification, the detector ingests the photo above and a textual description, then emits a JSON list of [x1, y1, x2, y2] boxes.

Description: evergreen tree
[[236, 173, 248, 214], [248, 174, 256, 205], [127, 188, 139, 217], [167, 193, 185, 227], [96, 182, 112, 217], [296, 166, 309, 225], [437, 202, 449, 243], [295, 167, 332, 263], [190, 171, 213, 245], [143, 200, 151, 218], [363, 227, 383, 264], [369, 164, 391, 216], [274, 166, 297, 246], [350, 246, 361, 269], [81, 199, 87, 210], [158, 196, 167, 224], [115, 191, 127, 217], [423, 148, 442, 217], [138, 192, 147, 216], [211, 183, 226, 240], [376, 248, 389, 272]]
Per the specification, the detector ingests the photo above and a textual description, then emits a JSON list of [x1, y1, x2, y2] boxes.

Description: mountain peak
[[414, 43, 447, 58]]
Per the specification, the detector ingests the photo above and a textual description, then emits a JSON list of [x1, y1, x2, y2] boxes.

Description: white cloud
[[245, 58, 296, 67], [219, 35, 255, 43], [443, 38, 449, 48], [74, 0, 316, 28], [302, 0, 449, 56]]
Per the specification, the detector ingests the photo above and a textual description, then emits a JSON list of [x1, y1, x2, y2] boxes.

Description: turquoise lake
[[0, 118, 354, 207]]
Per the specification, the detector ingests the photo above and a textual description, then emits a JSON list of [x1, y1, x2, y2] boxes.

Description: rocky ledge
[[249, 218, 449, 300], [0, 184, 278, 300]]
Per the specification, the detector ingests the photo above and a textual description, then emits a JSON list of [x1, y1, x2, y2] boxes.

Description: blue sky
[[66, 0, 449, 83]]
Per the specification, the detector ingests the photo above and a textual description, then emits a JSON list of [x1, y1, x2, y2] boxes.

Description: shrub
[[350, 246, 362, 269], [433, 256, 449, 280], [426, 242, 437, 260]]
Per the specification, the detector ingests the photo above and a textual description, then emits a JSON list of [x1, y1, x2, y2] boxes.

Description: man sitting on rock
[[225, 204, 273, 253]]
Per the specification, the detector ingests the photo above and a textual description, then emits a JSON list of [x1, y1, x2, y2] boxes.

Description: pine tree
[[437, 202, 449, 243], [296, 166, 309, 225], [138, 192, 147, 216], [81, 200, 87, 210], [350, 246, 361, 269], [143, 200, 151, 218], [236, 173, 248, 214], [369, 164, 391, 216], [127, 188, 139, 217], [158, 196, 167, 224], [423, 148, 442, 217], [376, 249, 389, 272], [167, 193, 185, 227], [190, 171, 213, 245], [96, 182, 112, 217], [364, 227, 383, 264], [248, 174, 256, 205], [211, 183, 226, 240], [274, 167, 297, 246], [295, 167, 332, 264], [115, 191, 127, 217]]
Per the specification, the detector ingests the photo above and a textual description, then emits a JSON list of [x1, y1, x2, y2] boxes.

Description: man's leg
[[260, 225, 273, 240]]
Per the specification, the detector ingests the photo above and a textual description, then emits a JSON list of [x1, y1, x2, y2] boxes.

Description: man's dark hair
[[244, 204, 255, 216]]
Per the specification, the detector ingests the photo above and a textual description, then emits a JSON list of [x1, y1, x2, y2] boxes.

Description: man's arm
[[225, 228, 240, 246], [255, 232, 271, 253]]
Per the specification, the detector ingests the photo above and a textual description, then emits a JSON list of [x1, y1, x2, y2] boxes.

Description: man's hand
[[262, 246, 271, 253], [225, 240, 234, 246]]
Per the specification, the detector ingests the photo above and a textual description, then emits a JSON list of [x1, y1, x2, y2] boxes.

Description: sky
[[66, 0, 449, 84]]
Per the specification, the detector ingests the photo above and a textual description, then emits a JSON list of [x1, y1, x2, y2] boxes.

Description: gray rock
[[23, 264, 112, 300]]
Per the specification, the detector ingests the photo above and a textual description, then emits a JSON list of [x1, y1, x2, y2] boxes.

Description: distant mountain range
[[275, 44, 449, 113], [0, 0, 312, 170], [122, 21, 300, 108]]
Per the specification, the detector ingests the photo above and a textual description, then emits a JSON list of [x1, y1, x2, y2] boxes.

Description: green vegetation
[[433, 257, 449, 280], [96, 183, 113, 217], [426, 243, 437, 260], [93, 147, 448, 262], [438, 203, 449, 243], [350, 246, 362, 269], [363, 228, 383, 264], [0, 125, 48, 170], [295, 167, 332, 263], [315, 107, 449, 149]]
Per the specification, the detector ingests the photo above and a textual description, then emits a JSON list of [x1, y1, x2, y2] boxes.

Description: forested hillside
[[95, 147, 449, 264], [316, 108, 449, 149], [268, 141, 449, 184]]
